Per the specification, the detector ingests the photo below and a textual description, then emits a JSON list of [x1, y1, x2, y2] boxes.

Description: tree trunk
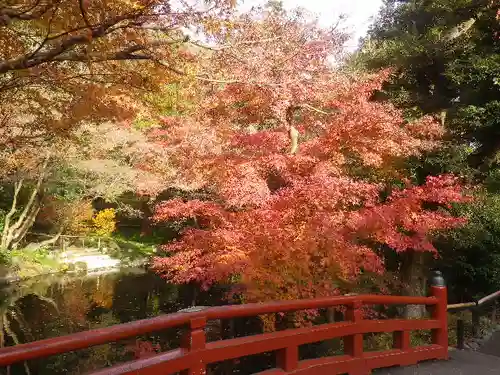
[[1, 180, 23, 249], [1, 153, 50, 250], [400, 251, 428, 319], [21, 229, 64, 252], [10, 201, 41, 250], [2, 188, 42, 250], [444, 18, 476, 43]]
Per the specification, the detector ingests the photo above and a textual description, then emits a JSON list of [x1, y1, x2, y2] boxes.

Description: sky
[[241, 0, 384, 49], [178, 0, 384, 51]]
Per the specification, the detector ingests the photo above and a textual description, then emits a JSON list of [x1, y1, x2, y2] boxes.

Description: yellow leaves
[[92, 208, 117, 237], [127, 0, 146, 10], [202, 19, 235, 34], [175, 265, 187, 272], [112, 0, 146, 11], [260, 313, 276, 333]]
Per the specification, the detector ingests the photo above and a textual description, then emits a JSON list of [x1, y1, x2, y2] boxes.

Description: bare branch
[[300, 103, 331, 115], [1, 180, 23, 249], [9, 153, 50, 233], [0, 12, 142, 73], [189, 36, 284, 51], [78, 0, 91, 28], [24, 228, 64, 250], [44, 38, 186, 63], [27, 2, 62, 59], [0, 1, 55, 24]]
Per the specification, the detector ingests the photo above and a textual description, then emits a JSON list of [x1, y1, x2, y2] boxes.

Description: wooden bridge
[[0, 271, 498, 375]]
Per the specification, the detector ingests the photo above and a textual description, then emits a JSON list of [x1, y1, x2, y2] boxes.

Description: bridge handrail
[[0, 272, 449, 374], [447, 289, 500, 312], [0, 294, 439, 366], [447, 289, 500, 349]]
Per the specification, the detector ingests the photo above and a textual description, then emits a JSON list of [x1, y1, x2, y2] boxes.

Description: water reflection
[[0, 268, 234, 375], [0, 270, 340, 374]]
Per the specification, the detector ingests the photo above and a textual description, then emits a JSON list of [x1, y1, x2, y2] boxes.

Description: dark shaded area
[[0, 270, 232, 375]]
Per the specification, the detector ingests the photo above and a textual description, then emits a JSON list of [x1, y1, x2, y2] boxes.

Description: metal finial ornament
[[431, 270, 446, 287]]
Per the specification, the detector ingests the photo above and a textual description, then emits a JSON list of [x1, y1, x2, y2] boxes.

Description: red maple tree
[[150, 5, 469, 302]]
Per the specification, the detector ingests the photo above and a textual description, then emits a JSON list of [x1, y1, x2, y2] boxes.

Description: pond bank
[[0, 245, 151, 284], [0, 268, 234, 375]]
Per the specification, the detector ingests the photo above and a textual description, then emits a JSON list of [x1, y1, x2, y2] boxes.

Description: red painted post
[[344, 300, 368, 375], [393, 330, 411, 351], [344, 300, 363, 357], [276, 346, 299, 371], [430, 271, 448, 360], [181, 317, 207, 375]]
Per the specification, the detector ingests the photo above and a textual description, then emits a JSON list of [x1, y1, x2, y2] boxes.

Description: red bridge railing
[[0, 273, 449, 375]]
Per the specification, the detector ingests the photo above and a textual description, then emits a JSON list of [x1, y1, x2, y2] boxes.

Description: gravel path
[[374, 349, 500, 374], [478, 330, 500, 357]]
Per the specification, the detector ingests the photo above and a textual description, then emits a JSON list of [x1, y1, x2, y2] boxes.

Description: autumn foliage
[[150, 5, 469, 302], [0, 0, 234, 171]]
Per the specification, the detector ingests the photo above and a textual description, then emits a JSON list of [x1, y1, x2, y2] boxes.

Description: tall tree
[[355, 0, 500, 303], [358, 0, 500, 177], [0, 0, 234, 167], [0, 0, 237, 251], [151, 5, 468, 304]]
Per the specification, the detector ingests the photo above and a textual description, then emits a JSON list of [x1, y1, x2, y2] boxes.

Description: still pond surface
[[0, 268, 289, 375]]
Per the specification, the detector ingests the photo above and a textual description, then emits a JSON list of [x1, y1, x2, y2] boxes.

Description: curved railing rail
[[447, 290, 500, 312], [0, 277, 449, 375], [447, 289, 500, 349]]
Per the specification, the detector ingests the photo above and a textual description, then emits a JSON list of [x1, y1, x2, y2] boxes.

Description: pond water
[[0, 268, 281, 375], [0, 268, 406, 374]]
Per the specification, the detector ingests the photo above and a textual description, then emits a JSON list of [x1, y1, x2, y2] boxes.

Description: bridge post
[[276, 346, 299, 371], [430, 271, 448, 359], [180, 316, 207, 375], [344, 300, 369, 375]]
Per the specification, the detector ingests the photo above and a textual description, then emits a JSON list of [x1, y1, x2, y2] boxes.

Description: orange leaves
[[0, 0, 235, 155], [153, 199, 228, 228], [150, 6, 469, 303], [352, 175, 471, 253]]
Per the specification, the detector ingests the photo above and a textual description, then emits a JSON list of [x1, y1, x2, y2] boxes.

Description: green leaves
[[361, 0, 500, 175], [360, 0, 500, 301]]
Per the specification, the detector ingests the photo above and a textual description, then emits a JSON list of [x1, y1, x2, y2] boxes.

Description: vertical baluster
[[344, 300, 368, 375], [393, 329, 417, 367], [492, 300, 498, 326], [430, 271, 448, 359], [393, 330, 411, 351], [326, 307, 335, 323], [344, 300, 363, 357], [181, 316, 207, 375], [276, 346, 298, 372], [221, 318, 235, 375]]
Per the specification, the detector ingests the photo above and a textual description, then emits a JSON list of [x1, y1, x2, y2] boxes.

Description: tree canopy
[[356, 0, 500, 300], [359, 0, 499, 176], [0, 0, 482, 307], [150, 5, 468, 302], [0, 0, 233, 168]]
